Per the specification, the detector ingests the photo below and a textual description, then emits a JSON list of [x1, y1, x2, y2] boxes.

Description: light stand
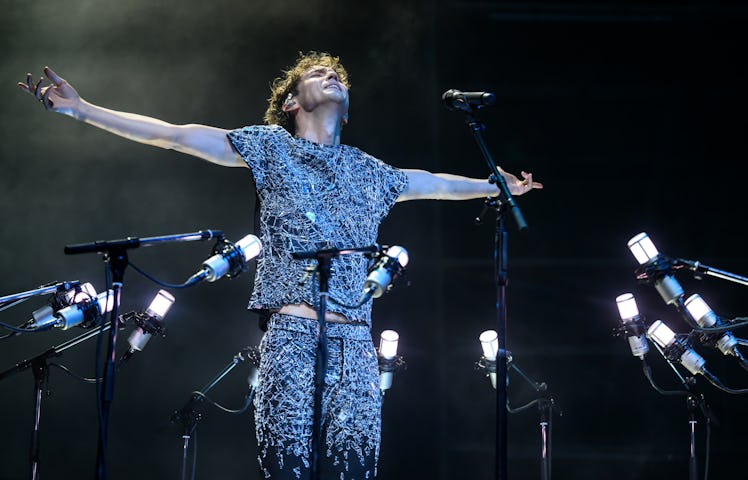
[[677, 258, 748, 286], [63, 229, 226, 480], [0, 320, 119, 480], [170, 346, 260, 480], [476, 331, 560, 480], [290, 245, 380, 480], [628, 232, 748, 371], [645, 330, 719, 480], [506, 361, 557, 480], [377, 329, 405, 399]]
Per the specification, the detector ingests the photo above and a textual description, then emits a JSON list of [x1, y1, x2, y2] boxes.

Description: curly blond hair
[[264, 51, 350, 133]]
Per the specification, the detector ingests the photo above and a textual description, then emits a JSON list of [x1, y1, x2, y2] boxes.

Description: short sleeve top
[[227, 125, 409, 327]]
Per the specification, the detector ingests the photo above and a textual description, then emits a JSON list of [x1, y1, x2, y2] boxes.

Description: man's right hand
[[18, 66, 81, 118]]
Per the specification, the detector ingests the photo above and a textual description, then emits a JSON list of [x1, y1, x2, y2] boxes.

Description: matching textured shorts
[[254, 313, 382, 479]]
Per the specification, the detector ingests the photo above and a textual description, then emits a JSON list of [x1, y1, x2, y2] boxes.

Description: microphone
[[442, 89, 496, 111], [615, 293, 650, 358], [363, 245, 409, 299], [188, 234, 262, 284]]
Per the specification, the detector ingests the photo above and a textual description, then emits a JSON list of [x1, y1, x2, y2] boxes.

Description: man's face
[[290, 65, 350, 118]]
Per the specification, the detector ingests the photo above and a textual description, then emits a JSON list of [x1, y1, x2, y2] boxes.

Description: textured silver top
[[227, 125, 408, 326]]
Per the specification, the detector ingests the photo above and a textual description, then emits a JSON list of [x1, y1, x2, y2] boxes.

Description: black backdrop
[[1, 1, 747, 479]]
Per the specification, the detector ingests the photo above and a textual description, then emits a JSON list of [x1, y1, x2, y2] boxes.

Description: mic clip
[[121, 311, 167, 338]]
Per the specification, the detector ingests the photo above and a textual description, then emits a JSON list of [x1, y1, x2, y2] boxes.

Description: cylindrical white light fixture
[[627, 232, 660, 265], [616, 293, 639, 320], [237, 233, 262, 262], [96, 289, 117, 315], [479, 330, 499, 389], [379, 330, 399, 359], [479, 330, 499, 361], [203, 234, 262, 282], [129, 290, 176, 352], [627, 233, 684, 305], [647, 320, 676, 348], [684, 294, 717, 328], [145, 290, 176, 320], [56, 289, 116, 330], [385, 245, 409, 267], [684, 294, 738, 356], [379, 330, 400, 392], [615, 293, 649, 358], [66, 282, 97, 304], [647, 320, 706, 375], [31, 283, 99, 330]]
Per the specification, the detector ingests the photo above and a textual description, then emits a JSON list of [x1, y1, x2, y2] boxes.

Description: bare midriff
[[277, 302, 351, 323]]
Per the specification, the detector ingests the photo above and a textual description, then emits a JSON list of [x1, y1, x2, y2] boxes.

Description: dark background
[[1, 1, 747, 479]]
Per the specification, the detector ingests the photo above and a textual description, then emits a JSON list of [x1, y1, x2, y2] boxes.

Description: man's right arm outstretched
[[19, 67, 244, 168]]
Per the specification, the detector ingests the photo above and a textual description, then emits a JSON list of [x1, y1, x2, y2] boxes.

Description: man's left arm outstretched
[[397, 168, 543, 202]]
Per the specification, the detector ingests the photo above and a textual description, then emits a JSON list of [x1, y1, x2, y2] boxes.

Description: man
[[19, 51, 541, 479]]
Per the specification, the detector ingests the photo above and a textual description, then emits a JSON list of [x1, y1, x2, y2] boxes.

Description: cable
[[188, 390, 254, 415], [733, 348, 748, 372], [640, 360, 691, 396], [0, 320, 37, 334], [506, 398, 541, 414], [0, 297, 30, 313], [691, 320, 748, 334], [48, 362, 100, 384], [701, 369, 748, 394], [128, 261, 202, 289]]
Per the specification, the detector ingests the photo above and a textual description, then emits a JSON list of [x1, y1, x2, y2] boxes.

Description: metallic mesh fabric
[[227, 125, 408, 326], [255, 314, 381, 479]]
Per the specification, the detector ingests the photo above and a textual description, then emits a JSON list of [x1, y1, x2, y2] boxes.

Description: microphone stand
[[64, 229, 222, 480], [291, 245, 379, 480], [0, 322, 116, 480], [464, 105, 529, 480]]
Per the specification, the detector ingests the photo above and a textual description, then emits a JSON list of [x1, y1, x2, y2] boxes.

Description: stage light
[[479, 329, 499, 388], [364, 246, 409, 299], [56, 289, 117, 330], [198, 234, 262, 283], [627, 232, 684, 305], [615, 293, 649, 358], [647, 320, 706, 376], [127, 290, 176, 353], [378, 330, 402, 393], [684, 294, 738, 356], [627, 232, 659, 264], [29, 282, 98, 330]]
